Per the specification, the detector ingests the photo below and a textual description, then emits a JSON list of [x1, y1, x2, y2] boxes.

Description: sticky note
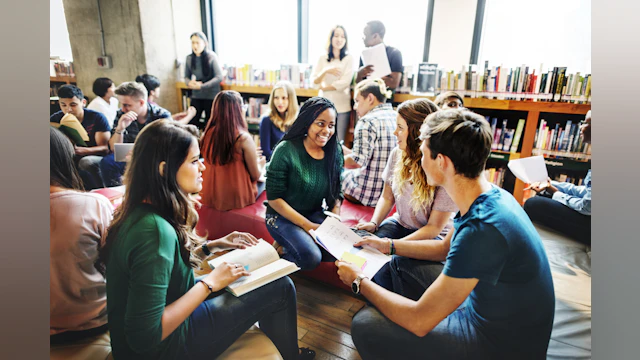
[[341, 252, 367, 270]]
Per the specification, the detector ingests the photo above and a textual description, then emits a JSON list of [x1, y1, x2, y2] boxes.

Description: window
[[50, 0, 73, 60], [212, 0, 298, 66], [477, 0, 591, 74], [308, 0, 429, 69]]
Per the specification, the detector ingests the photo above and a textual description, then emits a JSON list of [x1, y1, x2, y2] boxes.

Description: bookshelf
[[50, 75, 76, 84], [176, 82, 590, 204]]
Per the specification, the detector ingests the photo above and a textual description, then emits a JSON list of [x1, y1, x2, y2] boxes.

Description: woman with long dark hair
[[311, 25, 354, 143], [50, 127, 113, 344], [200, 90, 264, 210], [265, 97, 344, 271], [101, 120, 311, 360], [184, 31, 223, 131]]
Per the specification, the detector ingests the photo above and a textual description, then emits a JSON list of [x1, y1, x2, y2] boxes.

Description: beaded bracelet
[[390, 240, 396, 255]]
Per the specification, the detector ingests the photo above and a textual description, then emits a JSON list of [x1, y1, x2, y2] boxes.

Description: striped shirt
[[342, 103, 397, 206]]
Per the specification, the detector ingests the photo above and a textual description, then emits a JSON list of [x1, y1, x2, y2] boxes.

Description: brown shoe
[[272, 241, 284, 256]]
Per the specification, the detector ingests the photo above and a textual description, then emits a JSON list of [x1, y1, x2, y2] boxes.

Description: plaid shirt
[[342, 103, 397, 206]]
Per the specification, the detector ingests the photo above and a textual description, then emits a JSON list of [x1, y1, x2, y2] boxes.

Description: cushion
[[534, 224, 591, 359], [50, 332, 112, 360]]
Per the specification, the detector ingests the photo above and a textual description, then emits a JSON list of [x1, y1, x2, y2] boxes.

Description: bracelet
[[200, 279, 214, 293], [387, 238, 392, 255], [370, 221, 378, 231], [390, 239, 396, 255], [115, 129, 126, 135], [201, 242, 212, 256]]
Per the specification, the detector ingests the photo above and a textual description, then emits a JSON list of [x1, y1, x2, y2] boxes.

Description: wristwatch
[[351, 274, 369, 295]]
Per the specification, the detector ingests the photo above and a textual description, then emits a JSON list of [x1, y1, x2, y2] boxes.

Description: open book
[[507, 155, 549, 184], [50, 113, 90, 147], [207, 239, 300, 297], [310, 217, 391, 278]]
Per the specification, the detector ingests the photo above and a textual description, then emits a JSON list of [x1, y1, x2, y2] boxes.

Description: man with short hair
[[356, 20, 404, 95], [136, 73, 197, 125], [50, 84, 111, 189], [337, 109, 555, 359], [87, 77, 119, 127], [100, 81, 172, 187]]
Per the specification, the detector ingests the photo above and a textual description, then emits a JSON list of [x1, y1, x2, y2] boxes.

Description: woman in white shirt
[[311, 25, 354, 142], [87, 77, 119, 127]]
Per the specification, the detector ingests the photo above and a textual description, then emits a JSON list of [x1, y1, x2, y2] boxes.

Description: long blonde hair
[[392, 99, 440, 213], [268, 81, 299, 132]]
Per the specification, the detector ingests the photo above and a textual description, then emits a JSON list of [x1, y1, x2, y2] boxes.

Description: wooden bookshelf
[[50, 75, 76, 84], [176, 83, 590, 205]]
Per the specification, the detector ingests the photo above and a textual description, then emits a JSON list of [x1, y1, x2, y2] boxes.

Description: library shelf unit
[[50, 75, 77, 84], [176, 82, 591, 205], [50, 75, 77, 114]]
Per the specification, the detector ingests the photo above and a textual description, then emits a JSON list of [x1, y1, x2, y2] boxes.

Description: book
[[507, 155, 549, 184], [510, 119, 526, 153], [309, 217, 391, 278], [50, 113, 89, 146], [414, 63, 438, 94], [207, 239, 300, 297]]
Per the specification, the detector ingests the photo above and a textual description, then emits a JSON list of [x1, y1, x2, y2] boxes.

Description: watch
[[351, 274, 369, 295]]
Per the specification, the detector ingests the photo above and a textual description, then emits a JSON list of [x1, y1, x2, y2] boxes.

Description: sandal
[[298, 347, 316, 360], [272, 241, 285, 256]]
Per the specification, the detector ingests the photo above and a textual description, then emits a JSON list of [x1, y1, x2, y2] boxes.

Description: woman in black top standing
[[184, 31, 223, 131]]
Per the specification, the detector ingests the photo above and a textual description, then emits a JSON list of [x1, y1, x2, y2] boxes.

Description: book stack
[[50, 59, 75, 77], [533, 119, 591, 160], [245, 97, 267, 122], [223, 63, 314, 89], [484, 167, 506, 187], [488, 117, 526, 153], [430, 62, 590, 103]]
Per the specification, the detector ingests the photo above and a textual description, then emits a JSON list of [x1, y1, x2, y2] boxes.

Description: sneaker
[[298, 347, 315, 360]]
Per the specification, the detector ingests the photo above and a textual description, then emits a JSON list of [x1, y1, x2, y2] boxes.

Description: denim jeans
[[77, 155, 104, 189], [265, 210, 335, 271], [353, 257, 495, 359], [100, 153, 126, 187], [184, 276, 299, 360], [374, 218, 416, 239], [524, 195, 591, 244]]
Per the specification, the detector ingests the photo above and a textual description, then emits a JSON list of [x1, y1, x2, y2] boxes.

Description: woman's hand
[[335, 260, 364, 286], [323, 67, 342, 77], [257, 155, 267, 168], [205, 262, 250, 292], [355, 221, 377, 233], [354, 237, 389, 254], [216, 231, 260, 250]]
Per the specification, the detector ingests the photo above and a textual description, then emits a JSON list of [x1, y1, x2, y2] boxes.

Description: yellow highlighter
[[340, 252, 367, 271]]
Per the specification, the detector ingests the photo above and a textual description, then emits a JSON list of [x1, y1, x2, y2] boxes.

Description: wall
[[61, 0, 201, 113], [428, 0, 478, 70]]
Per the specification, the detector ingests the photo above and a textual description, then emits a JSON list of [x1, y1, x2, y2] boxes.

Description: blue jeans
[[374, 218, 416, 239], [353, 257, 494, 359], [184, 276, 299, 360], [100, 153, 126, 187], [265, 210, 335, 271]]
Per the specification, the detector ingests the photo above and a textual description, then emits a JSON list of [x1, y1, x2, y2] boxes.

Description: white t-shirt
[[87, 96, 119, 127], [311, 54, 354, 113]]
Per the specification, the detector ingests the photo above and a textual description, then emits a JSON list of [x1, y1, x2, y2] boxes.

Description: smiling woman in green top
[[99, 120, 312, 360], [266, 97, 344, 271]]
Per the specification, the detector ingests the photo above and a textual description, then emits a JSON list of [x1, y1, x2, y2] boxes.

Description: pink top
[[50, 190, 113, 335]]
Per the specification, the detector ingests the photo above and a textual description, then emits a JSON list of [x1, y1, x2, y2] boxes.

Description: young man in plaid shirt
[[342, 79, 397, 206]]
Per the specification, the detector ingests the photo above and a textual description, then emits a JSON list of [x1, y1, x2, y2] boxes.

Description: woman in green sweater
[[100, 120, 312, 360], [266, 97, 344, 271]]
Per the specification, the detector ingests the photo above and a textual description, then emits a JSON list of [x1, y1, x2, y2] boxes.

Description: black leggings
[[524, 195, 591, 245], [189, 98, 213, 130]]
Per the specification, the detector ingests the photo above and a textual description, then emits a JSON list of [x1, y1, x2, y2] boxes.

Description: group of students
[[49, 22, 594, 360]]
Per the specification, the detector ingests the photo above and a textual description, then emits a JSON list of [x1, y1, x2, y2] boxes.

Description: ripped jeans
[[265, 210, 335, 271]]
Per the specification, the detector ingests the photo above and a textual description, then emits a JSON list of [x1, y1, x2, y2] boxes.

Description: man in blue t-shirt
[[356, 20, 403, 96], [50, 84, 111, 189], [337, 109, 555, 359]]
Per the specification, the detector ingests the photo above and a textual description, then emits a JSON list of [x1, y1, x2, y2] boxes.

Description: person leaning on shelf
[[356, 20, 403, 97], [259, 81, 299, 161], [524, 110, 592, 244], [354, 99, 458, 273], [87, 77, 119, 128], [136, 73, 197, 125], [50, 84, 111, 190], [342, 78, 397, 207], [265, 97, 343, 271], [434, 90, 464, 109], [311, 25, 355, 143], [199, 90, 265, 211], [49, 127, 113, 345], [336, 108, 555, 359], [184, 31, 224, 131], [100, 119, 314, 360]]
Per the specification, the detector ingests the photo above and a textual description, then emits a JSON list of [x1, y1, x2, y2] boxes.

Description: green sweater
[[266, 138, 343, 216], [106, 204, 194, 360]]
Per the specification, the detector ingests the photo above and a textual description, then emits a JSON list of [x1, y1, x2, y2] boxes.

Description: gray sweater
[[184, 50, 223, 100]]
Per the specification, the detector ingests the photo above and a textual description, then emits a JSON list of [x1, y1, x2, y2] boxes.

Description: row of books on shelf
[[488, 117, 525, 153], [50, 83, 67, 97], [222, 64, 314, 89], [397, 62, 591, 104], [484, 167, 507, 188], [533, 119, 591, 157], [50, 58, 75, 77]]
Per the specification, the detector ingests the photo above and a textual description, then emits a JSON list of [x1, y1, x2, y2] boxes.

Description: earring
[[304, 133, 308, 137]]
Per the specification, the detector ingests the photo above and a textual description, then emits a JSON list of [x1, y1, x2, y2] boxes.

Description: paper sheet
[[360, 43, 392, 79], [507, 155, 549, 184]]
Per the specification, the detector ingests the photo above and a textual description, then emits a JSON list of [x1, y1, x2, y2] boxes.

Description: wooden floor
[[290, 274, 365, 360]]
